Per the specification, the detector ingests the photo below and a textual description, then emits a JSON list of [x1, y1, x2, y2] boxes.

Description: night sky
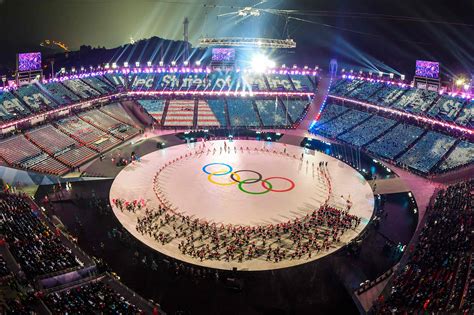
[[0, 0, 472, 78]]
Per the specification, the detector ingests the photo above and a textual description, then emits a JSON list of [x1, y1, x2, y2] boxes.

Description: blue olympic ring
[[202, 163, 233, 176]]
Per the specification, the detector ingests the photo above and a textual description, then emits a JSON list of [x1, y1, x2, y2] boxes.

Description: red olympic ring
[[261, 177, 296, 193]]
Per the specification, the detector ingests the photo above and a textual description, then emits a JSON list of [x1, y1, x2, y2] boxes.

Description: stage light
[[251, 54, 276, 73], [171, 61, 177, 66], [378, 71, 383, 77], [159, 60, 164, 67], [195, 60, 201, 66], [135, 62, 140, 67], [112, 63, 117, 69], [124, 62, 129, 68], [456, 78, 465, 86], [105, 63, 110, 69], [401, 74, 405, 80], [71, 67, 76, 73], [464, 84, 470, 91], [389, 73, 394, 79]]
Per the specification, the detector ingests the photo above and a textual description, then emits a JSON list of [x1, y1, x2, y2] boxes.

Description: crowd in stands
[[390, 88, 439, 114], [312, 108, 371, 138], [0, 192, 81, 278], [227, 99, 260, 127], [338, 115, 397, 147], [375, 181, 473, 314], [438, 141, 474, 171], [255, 99, 288, 127], [282, 98, 311, 123], [44, 280, 144, 314]]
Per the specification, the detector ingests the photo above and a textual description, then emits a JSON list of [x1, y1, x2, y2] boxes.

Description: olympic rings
[[203, 163, 295, 194], [238, 178, 273, 195], [262, 177, 296, 193], [202, 163, 233, 176], [208, 170, 241, 186], [230, 170, 262, 184]]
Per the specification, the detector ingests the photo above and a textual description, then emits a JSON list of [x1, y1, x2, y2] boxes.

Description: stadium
[[0, 0, 472, 314]]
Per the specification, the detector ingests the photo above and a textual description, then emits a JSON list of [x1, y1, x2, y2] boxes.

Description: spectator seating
[[366, 123, 425, 159], [14, 84, 57, 112], [375, 181, 472, 314], [137, 99, 166, 122], [312, 108, 371, 137], [180, 73, 210, 91], [26, 154, 70, 175], [196, 100, 221, 127], [396, 131, 456, 173], [25, 124, 96, 168], [0, 91, 31, 121], [241, 73, 267, 91], [81, 76, 115, 95], [0, 255, 10, 278], [0, 135, 42, 165], [56, 116, 120, 152], [44, 279, 143, 314], [281, 98, 311, 122], [289, 74, 315, 92], [155, 73, 181, 90], [266, 74, 293, 91], [62, 79, 101, 99], [427, 95, 466, 122], [226, 99, 260, 127], [103, 73, 126, 87], [438, 141, 474, 172], [163, 100, 195, 127], [208, 72, 241, 92], [100, 103, 140, 128], [455, 100, 473, 128], [255, 99, 289, 127], [78, 109, 138, 140], [337, 115, 397, 147], [330, 79, 364, 96], [391, 88, 439, 114], [43, 82, 81, 106], [345, 81, 385, 101], [130, 73, 157, 91], [207, 99, 227, 127], [0, 193, 81, 278], [313, 103, 350, 125], [365, 83, 408, 107]]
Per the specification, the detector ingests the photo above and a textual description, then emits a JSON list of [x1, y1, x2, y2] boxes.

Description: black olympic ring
[[230, 170, 263, 184]]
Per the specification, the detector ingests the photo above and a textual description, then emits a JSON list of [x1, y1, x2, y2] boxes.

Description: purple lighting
[[17, 52, 42, 72]]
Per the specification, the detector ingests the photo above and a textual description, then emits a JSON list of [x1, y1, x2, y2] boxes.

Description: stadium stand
[[266, 74, 294, 91], [345, 80, 385, 101], [329, 79, 364, 96], [103, 72, 126, 88], [78, 109, 139, 140], [81, 76, 116, 95], [0, 134, 43, 165], [281, 98, 311, 123], [14, 84, 57, 112], [241, 73, 267, 91], [155, 73, 181, 90], [207, 99, 228, 127], [0, 193, 81, 279], [62, 79, 101, 99], [289, 74, 315, 92], [314, 103, 351, 125], [100, 103, 141, 128], [427, 95, 467, 122], [43, 81, 81, 106], [396, 131, 456, 173], [374, 181, 472, 314], [180, 73, 210, 91], [196, 99, 220, 127], [25, 124, 96, 167], [437, 140, 474, 172], [365, 83, 408, 106], [163, 100, 195, 127], [130, 73, 157, 91], [55, 116, 120, 152], [365, 123, 425, 160], [137, 99, 166, 122], [455, 100, 473, 128], [227, 99, 260, 127], [255, 99, 289, 127], [337, 115, 397, 147], [312, 108, 371, 137], [0, 91, 31, 120], [390, 88, 439, 114]]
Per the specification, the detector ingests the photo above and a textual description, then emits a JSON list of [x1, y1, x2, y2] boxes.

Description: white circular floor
[[110, 140, 375, 270]]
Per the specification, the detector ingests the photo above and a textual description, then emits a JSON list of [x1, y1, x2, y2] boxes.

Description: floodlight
[[195, 60, 201, 66], [159, 60, 164, 67], [171, 61, 177, 66], [124, 62, 129, 68], [135, 62, 140, 67]]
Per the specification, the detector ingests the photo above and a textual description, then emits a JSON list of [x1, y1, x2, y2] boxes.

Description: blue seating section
[[137, 99, 166, 121], [366, 123, 424, 159], [226, 99, 260, 127], [44, 82, 81, 106], [104, 73, 126, 87], [428, 95, 466, 122], [329, 79, 363, 96], [312, 109, 371, 137], [266, 74, 293, 91], [289, 75, 315, 92], [81, 76, 115, 95], [455, 100, 473, 128], [62, 79, 101, 99], [396, 131, 456, 173], [255, 99, 289, 126], [391, 89, 439, 114], [438, 141, 474, 171], [207, 99, 227, 127], [0, 91, 31, 121], [14, 84, 57, 112], [282, 99, 310, 122], [345, 81, 385, 101], [240, 73, 267, 92], [338, 115, 397, 146], [365, 84, 407, 106], [314, 103, 350, 125]]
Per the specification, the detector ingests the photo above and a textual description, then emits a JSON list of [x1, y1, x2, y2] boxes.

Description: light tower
[[183, 17, 190, 63]]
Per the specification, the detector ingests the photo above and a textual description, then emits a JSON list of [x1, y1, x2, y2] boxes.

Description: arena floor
[[110, 140, 375, 270]]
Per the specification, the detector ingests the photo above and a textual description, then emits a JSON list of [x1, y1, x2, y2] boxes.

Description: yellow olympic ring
[[208, 169, 241, 186]]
